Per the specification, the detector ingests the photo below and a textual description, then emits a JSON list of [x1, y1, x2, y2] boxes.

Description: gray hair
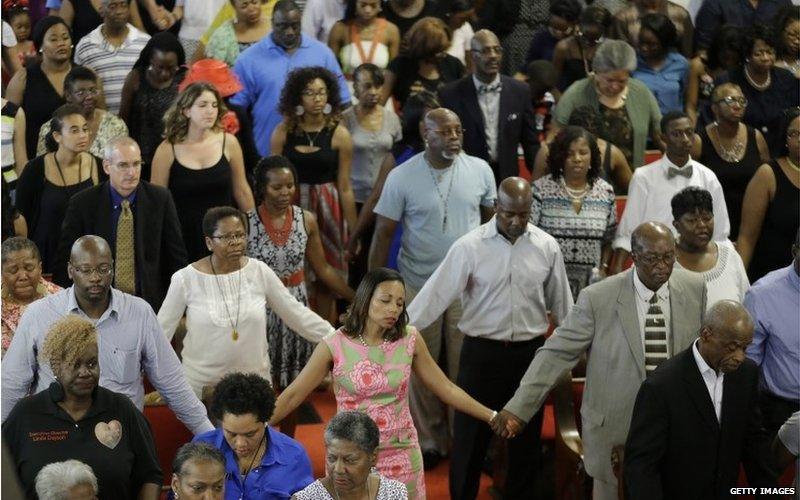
[[703, 300, 754, 333], [592, 39, 637, 74], [324, 411, 380, 454], [1, 236, 41, 264], [103, 136, 140, 161], [35, 460, 98, 500], [172, 442, 226, 475]]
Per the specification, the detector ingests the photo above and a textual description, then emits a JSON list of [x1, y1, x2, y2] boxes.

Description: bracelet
[[490, 410, 498, 422]]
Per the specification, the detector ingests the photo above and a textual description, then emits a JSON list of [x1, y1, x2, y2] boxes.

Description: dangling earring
[[295, 105, 305, 116], [323, 103, 332, 115]]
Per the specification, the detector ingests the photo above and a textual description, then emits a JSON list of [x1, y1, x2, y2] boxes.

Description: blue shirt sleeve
[[373, 168, 405, 221], [231, 56, 255, 109], [45, 0, 62, 8]]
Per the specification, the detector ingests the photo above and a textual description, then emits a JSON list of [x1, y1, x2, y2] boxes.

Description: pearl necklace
[[560, 178, 588, 200], [744, 65, 771, 91], [358, 332, 389, 347]]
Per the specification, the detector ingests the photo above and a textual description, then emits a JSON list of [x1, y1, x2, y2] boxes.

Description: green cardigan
[[553, 76, 662, 169]]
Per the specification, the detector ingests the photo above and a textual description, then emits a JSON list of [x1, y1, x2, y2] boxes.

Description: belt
[[464, 335, 545, 348], [280, 269, 305, 287]]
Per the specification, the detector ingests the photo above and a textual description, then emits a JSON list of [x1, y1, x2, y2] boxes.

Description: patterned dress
[[294, 476, 408, 499], [324, 328, 425, 499], [531, 175, 617, 298], [1, 279, 61, 357], [246, 205, 314, 388]]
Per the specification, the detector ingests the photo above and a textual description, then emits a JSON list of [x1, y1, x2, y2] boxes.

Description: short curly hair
[[671, 186, 713, 220], [202, 206, 249, 238], [740, 24, 777, 62], [163, 82, 228, 144], [278, 66, 343, 133], [547, 126, 602, 185], [210, 373, 277, 422], [39, 315, 98, 376], [400, 16, 452, 60]]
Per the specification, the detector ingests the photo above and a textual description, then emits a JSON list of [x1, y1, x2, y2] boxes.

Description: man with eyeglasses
[[229, 0, 350, 157], [370, 107, 497, 469], [439, 29, 538, 185], [492, 221, 707, 500], [74, 0, 151, 115], [610, 110, 730, 275], [2, 234, 214, 435], [53, 136, 187, 312]]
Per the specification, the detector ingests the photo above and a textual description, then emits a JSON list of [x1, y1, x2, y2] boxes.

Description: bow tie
[[667, 164, 693, 179], [478, 82, 502, 95]]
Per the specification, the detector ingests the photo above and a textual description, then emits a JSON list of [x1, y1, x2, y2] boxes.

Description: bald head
[[471, 29, 500, 51], [423, 108, 460, 130], [495, 177, 532, 242], [498, 177, 532, 207], [631, 222, 676, 292], [631, 222, 675, 255], [70, 236, 112, 262], [423, 108, 463, 163], [699, 300, 754, 373], [68, 236, 114, 307], [470, 29, 502, 81]]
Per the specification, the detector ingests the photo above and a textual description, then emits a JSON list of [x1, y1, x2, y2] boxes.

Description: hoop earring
[[323, 103, 332, 115], [295, 105, 305, 116]]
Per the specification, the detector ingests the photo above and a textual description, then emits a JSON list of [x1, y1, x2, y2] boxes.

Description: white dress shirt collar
[[480, 217, 533, 242], [692, 338, 724, 422]]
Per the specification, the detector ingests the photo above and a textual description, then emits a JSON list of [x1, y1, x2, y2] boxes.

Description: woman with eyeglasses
[[671, 186, 749, 307], [773, 5, 800, 78], [737, 107, 800, 282], [693, 82, 770, 240], [157, 206, 335, 400], [553, 5, 612, 91], [271, 66, 356, 323], [716, 23, 800, 156], [35, 65, 128, 160]]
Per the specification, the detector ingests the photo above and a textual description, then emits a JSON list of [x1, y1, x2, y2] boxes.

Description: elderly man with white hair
[[35, 460, 98, 500], [54, 136, 187, 311]]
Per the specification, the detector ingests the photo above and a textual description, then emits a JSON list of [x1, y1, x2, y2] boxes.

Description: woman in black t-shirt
[[381, 16, 465, 109], [2, 315, 162, 500]]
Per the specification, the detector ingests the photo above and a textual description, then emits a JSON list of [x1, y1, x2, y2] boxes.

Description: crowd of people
[[0, 0, 799, 499]]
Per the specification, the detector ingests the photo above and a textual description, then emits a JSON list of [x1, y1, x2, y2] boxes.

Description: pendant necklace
[[209, 256, 243, 341], [427, 162, 456, 231], [304, 127, 323, 147]]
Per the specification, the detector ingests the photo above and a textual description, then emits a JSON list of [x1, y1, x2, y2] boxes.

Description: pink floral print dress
[[324, 328, 425, 499]]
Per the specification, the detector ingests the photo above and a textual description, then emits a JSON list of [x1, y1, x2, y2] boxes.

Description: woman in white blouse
[[157, 206, 334, 398], [671, 186, 749, 307]]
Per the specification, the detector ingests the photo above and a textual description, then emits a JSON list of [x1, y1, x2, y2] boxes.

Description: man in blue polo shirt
[[230, 0, 350, 156]]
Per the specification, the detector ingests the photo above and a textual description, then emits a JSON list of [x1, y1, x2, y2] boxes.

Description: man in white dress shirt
[[611, 111, 730, 274], [407, 177, 573, 499]]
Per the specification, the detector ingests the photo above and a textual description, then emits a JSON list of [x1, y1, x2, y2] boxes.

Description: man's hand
[[490, 409, 524, 439]]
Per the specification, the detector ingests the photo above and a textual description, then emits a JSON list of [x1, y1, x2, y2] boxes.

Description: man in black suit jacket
[[54, 137, 187, 311], [624, 300, 777, 500], [438, 29, 537, 185]]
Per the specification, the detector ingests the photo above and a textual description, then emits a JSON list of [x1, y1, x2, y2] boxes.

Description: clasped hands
[[489, 409, 525, 439]]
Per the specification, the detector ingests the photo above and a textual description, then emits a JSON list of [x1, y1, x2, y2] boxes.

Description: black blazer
[[624, 348, 776, 500], [438, 74, 538, 184], [54, 181, 188, 311]]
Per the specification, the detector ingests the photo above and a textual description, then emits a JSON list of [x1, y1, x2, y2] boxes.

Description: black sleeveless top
[[22, 63, 65, 159], [748, 160, 800, 283], [698, 125, 762, 241], [70, 0, 103, 48], [283, 126, 338, 185], [167, 135, 233, 261]]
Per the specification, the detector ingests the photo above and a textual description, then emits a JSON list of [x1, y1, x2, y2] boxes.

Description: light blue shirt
[[45, 0, 61, 8], [1, 287, 213, 435], [745, 264, 800, 402], [633, 51, 689, 115], [374, 151, 497, 290], [230, 33, 350, 156]]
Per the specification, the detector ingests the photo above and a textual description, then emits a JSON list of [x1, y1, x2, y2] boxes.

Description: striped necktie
[[114, 199, 136, 294], [644, 293, 668, 374]]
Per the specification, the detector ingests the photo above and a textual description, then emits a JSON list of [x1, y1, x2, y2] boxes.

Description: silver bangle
[[490, 410, 498, 422]]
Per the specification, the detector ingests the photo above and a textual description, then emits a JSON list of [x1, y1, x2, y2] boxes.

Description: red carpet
[[295, 389, 496, 499]]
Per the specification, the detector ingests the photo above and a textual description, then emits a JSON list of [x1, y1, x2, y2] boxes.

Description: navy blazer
[[624, 348, 777, 500], [54, 181, 188, 311], [438, 74, 538, 184]]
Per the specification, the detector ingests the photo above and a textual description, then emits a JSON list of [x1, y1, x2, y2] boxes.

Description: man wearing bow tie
[[438, 30, 538, 185], [610, 111, 730, 274]]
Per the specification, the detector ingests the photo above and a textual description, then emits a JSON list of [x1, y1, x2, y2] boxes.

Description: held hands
[[489, 409, 525, 439]]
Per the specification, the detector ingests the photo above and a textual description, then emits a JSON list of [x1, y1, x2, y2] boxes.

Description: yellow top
[[199, 0, 277, 46]]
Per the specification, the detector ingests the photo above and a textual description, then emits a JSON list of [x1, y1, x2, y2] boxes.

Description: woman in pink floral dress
[[1, 237, 61, 357], [271, 268, 497, 498]]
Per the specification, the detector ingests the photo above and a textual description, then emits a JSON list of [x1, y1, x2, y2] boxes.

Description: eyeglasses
[[431, 127, 463, 137], [714, 96, 748, 107], [72, 88, 99, 98], [70, 263, 113, 276], [634, 252, 675, 267], [301, 89, 328, 98], [211, 232, 247, 243]]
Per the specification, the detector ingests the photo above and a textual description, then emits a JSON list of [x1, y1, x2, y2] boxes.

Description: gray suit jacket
[[504, 267, 707, 483]]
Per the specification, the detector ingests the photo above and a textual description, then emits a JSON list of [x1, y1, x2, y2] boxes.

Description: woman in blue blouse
[[632, 13, 689, 115]]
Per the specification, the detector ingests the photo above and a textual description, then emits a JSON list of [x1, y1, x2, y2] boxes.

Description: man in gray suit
[[490, 221, 707, 499]]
